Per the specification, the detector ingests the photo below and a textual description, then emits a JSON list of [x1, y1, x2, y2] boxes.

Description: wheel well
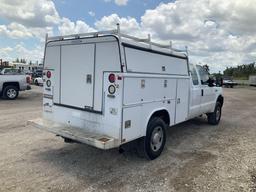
[[3, 82, 20, 91], [217, 95, 224, 107], [149, 110, 170, 126]]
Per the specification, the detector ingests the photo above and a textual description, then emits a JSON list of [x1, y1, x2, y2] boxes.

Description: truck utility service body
[[30, 28, 223, 159]]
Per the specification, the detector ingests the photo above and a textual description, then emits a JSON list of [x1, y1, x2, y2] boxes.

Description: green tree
[[223, 62, 256, 79]]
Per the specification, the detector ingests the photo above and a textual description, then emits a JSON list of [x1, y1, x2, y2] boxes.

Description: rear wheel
[[207, 102, 222, 125], [3, 85, 19, 100], [34, 79, 39, 86], [137, 117, 166, 160]]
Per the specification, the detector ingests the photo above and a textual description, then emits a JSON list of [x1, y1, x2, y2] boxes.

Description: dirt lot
[[0, 86, 256, 192]]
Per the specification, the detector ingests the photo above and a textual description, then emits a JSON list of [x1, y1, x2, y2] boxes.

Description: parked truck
[[249, 75, 256, 86], [0, 68, 31, 100], [222, 76, 238, 88], [29, 26, 224, 159]]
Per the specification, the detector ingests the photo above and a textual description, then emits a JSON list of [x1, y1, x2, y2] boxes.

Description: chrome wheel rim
[[150, 126, 163, 152], [7, 89, 17, 99]]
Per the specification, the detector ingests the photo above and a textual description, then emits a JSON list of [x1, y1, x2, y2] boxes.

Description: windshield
[[1, 68, 23, 75], [196, 65, 209, 85]]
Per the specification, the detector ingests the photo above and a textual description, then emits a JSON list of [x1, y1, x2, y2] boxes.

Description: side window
[[189, 65, 199, 85], [196, 65, 209, 85]]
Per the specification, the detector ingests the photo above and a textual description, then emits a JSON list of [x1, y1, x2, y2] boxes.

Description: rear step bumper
[[28, 118, 118, 150]]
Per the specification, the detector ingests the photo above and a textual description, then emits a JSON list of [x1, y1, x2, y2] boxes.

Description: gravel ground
[[0, 86, 256, 192]]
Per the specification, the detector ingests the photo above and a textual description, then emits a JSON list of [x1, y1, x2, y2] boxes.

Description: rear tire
[[137, 117, 166, 160], [3, 85, 19, 100], [207, 102, 222, 125]]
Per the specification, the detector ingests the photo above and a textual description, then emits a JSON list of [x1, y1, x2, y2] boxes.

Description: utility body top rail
[[46, 24, 188, 56]]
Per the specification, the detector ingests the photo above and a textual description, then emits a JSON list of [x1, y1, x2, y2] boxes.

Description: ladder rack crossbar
[[47, 29, 118, 41], [46, 24, 187, 55]]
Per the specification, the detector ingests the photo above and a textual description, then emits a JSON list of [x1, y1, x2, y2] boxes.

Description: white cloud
[[0, 47, 14, 61], [0, 0, 60, 27], [115, 0, 128, 6], [104, 0, 128, 6], [0, 44, 44, 63], [58, 18, 95, 35], [1, 0, 256, 72], [0, 23, 33, 39], [95, 14, 148, 37], [14, 43, 44, 63], [1, 47, 13, 52], [0, 22, 53, 40], [0, 48, 13, 61], [138, 0, 256, 72], [88, 11, 95, 17]]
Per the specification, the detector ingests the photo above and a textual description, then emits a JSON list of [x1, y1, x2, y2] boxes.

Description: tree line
[[223, 62, 256, 79], [14, 58, 33, 65]]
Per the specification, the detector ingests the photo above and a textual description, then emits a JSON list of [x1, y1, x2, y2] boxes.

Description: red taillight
[[108, 73, 115, 83], [46, 71, 51, 78]]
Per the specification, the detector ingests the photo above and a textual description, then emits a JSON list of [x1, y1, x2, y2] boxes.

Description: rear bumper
[[223, 82, 238, 86], [28, 118, 119, 150]]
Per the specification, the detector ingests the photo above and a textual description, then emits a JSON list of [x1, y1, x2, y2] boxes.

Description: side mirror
[[208, 78, 215, 87]]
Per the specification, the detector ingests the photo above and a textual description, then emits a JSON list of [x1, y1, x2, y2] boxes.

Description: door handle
[[86, 74, 92, 84], [201, 89, 204, 96]]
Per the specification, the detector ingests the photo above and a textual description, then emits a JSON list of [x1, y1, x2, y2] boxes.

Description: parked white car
[[0, 68, 31, 100], [29, 26, 224, 159], [223, 77, 238, 88], [34, 77, 43, 86]]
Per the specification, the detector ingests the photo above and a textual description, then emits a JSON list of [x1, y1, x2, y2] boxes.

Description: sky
[[0, 0, 256, 73]]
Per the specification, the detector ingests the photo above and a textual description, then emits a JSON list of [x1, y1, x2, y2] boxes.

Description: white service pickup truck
[[0, 68, 31, 100], [29, 27, 224, 160]]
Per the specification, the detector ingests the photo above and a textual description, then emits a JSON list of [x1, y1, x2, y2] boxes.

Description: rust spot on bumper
[[99, 138, 110, 143]]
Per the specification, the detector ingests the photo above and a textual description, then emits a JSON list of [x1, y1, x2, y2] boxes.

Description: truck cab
[[189, 64, 223, 121], [29, 27, 223, 160]]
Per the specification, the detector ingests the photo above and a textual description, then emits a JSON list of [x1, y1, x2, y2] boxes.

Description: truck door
[[196, 65, 215, 113], [188, 64, 202, 118], [60, 44, 95, 109]]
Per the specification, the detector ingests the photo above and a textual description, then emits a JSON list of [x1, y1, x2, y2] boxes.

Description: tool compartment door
[[60, 44, 95, 109], [175, 78, 190, 124]]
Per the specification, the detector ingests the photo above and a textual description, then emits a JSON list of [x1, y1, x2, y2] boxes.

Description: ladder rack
[[46, 23, 188, 55]]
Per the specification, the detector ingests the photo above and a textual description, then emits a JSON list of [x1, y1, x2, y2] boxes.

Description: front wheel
[[137, 117, 167, 160], [207, 102, 222, 125], [3, 85, 19, 100]]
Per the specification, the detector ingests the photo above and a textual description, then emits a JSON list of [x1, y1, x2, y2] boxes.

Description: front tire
[[207, 102, 222, 125], [3, 85, 19, 100], [137, 117, 167, 160]]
